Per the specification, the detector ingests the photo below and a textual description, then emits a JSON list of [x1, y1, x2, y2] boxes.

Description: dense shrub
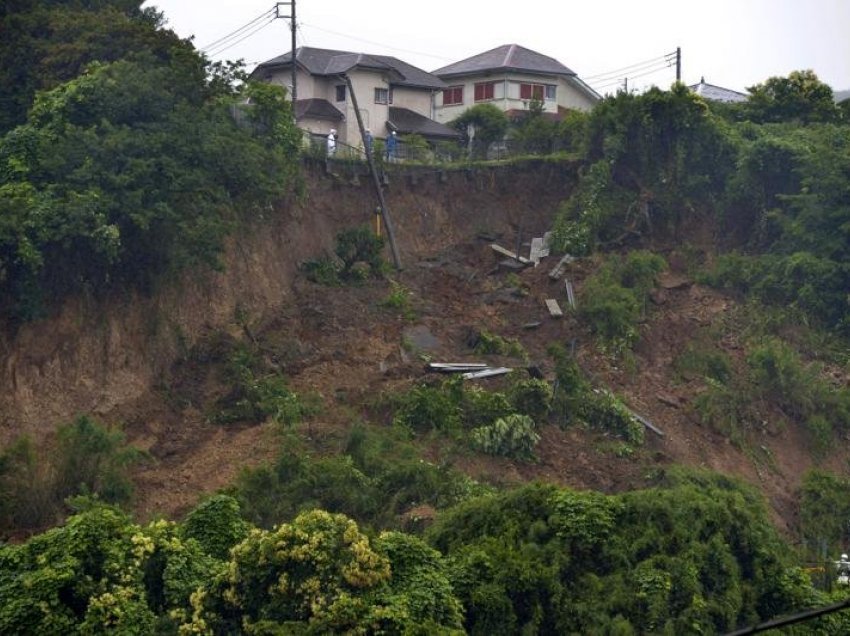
[[211, 342, 311, 426], [428, 476, 814, 634], [235, 428, 486, 530], [392, 381, 463, 434], [508, 378, 553, 422], [471, 414, 540, 461], [0, 416, 140, 534], [180, 494, 249, 560], [0, 61, 300, 322], [578, 251, 666, 354]]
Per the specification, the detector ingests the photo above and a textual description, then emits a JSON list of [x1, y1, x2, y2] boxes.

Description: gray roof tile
[[253, 47, 445, 89], [433, 44, 576, 78], [294, 98, 344, 121], [689, 79, 747, 103], [388, 107, 460, 139]]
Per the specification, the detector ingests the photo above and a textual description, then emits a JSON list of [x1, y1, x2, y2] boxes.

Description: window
[[335, 85, 346, 102], [374, 87, 389, 104], [520, 83, 556, 101], [443, 86, 463, 105], [474, 81, 496, 102]]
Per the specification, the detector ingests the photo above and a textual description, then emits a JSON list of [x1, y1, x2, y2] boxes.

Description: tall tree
[[745, 70, 840, 124]]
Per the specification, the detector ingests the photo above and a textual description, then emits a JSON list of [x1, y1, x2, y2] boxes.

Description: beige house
[[250, 47, 458, 148], [432, 44, 600, 123]]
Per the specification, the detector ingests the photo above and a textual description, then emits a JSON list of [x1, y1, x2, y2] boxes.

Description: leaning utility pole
[[341, 74, 402, 270], [675, 46, 681, 82], [275, 1, 297, 102]]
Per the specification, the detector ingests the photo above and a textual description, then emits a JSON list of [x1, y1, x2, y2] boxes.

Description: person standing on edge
[[386, 130, 397, 161], [364, 129, 373, 157], [327, 129, 337, 157]]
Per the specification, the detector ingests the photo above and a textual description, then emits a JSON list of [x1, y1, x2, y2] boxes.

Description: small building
[[689, 77, 747, 103], [250, 46, 458, 148], [432, 43, 600, 124]]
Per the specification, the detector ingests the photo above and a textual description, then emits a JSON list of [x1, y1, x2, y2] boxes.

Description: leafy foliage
[[427, 476, 813, 634], [471, 414, 540, 461], [211, 342, 311, 426], [578, 251, 666, 353], [234, 428, 486, 531], [0, 416, 140, 534], [0, 14, 301, 321], [180, 494, 249, 561], [552, 84, 735, 253], [744, 70, 840, 124], [450, 103, 509, 158], [303, 224, 386, 285]]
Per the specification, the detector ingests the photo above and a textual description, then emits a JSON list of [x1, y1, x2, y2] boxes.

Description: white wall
[[390, 87, 432, 117], [434, 72, 597, 123], [263, 66, 440, 144]]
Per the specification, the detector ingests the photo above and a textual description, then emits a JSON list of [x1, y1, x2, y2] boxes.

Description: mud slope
[[0, 160, 576, 441]]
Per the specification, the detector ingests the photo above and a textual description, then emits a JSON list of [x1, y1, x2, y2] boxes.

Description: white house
[[689, 77, 747, 103], [250, 47, 459, 147], [432, 44, 600, 124]]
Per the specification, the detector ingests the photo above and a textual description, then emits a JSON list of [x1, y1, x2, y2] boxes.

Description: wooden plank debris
[[529, 232, 553, 264], [428, 362, 488, 373], [548, 254, 575, 280], [564, 279, 576, 309], [491, 243, 531, 264], [522, 321, 542, 330], [631, 412, 665, 437], [545, 298, 563, 318], [462, 367, 512, 380]]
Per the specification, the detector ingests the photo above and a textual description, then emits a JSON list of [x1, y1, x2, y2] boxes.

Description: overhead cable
[[200, 8, 275, 51], [588, 61, 674, 90], [299, 21, 454, 62], [206, 17, 277, 57], [584, 53, 675, 81]]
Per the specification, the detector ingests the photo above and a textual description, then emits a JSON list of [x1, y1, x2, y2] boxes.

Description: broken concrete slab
[[545, 299, 563, 318], [462, 367, 513, 380], [428, 362, 488, 373], [548, 254, 575, 280]]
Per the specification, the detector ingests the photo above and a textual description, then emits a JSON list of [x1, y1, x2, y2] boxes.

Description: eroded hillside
[[2, 159, 842, 536]]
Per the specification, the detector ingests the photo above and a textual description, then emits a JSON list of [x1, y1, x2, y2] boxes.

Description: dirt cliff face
[[0, 160, 577, 443]]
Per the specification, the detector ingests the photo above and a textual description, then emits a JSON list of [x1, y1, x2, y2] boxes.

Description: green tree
[[450, 103, 508, 158], [745, 70, 840, 123], [0, 1, 193, 133], [0, 58, 300, 321], [182, 509, 393, 633]]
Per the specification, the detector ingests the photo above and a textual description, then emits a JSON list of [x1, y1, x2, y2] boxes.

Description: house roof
[[689, 78, 747, 103], [293, 98, 344, 122], [387, 107, 460, 139], [252, 47, 446, 90], [432, 44, 576, 79]]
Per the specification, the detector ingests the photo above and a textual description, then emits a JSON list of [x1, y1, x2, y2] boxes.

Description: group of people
[[326, 129, 397, 160]]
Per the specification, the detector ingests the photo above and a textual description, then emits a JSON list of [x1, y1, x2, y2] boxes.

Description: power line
[[200, 8, 275, 51], [584, 52, 676, 81], [206, 18, 276, 57], [298, 21, 454, 62], [588, 61, 674, 91]]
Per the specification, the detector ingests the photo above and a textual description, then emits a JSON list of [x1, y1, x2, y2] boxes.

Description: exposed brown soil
[[1, 161, 843, 536]]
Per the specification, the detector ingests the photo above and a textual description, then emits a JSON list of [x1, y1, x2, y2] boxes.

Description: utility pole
[[675, 46, 681, 83], [341, 74, 402, 270], [275, 2, 297, 102], [622, 77, 628, 93]]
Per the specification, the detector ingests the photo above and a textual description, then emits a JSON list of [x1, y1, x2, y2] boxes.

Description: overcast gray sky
[[143, 0, 850, 94]]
